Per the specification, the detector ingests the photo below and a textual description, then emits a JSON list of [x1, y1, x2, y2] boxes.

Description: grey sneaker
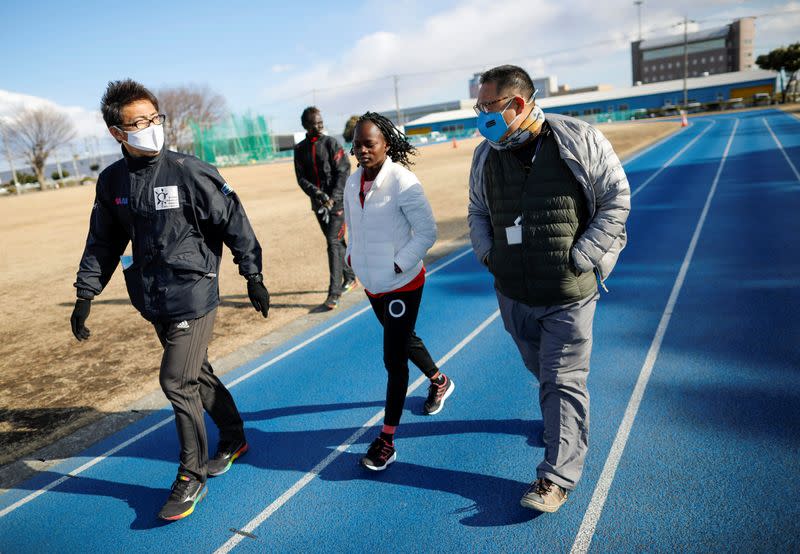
[[520, 478, 568, 513]]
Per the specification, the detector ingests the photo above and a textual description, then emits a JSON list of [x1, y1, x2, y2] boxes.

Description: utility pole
[[71, 148, 81, 182], [55, 150, 65, 187], [0, 125, 21, 194], [634, 1, 643, 41], [393, 75, 402, 126]]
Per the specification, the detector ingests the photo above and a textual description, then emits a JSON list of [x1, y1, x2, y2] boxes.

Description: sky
[[0, 0, 798, 169]]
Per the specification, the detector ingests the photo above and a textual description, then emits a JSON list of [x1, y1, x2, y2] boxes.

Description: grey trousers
[[153, 309, 245, 482], [496, 289, 598, 491]]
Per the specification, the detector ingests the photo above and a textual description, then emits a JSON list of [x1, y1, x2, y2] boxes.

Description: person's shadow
[[235, 412, 546, 527], [11, 401, 546, 529]]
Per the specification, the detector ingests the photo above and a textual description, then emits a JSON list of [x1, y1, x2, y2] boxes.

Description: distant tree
[[157, 85, 227, 152], [1, 108, 76, 190], [342, 115, 359, 143], [51, 169, 70, 180], [89, 163, 100, 172], [11, 172, 38, 185], [756, 43, 800, 102]]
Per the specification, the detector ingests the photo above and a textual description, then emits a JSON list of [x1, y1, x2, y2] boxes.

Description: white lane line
[[570, 118, 740, 554], [0, 416, 175, 518], [631, 120, 716, 199], [763, 117, 800, 183], [214, 310, 502, 554], [621, 121, 692, 165], [228, 247, 472, 390], [0, 247, 475, 518]]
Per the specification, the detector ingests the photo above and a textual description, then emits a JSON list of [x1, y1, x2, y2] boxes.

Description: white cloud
[[254, 0, 800, 135], [0, 90, 117, 172], [0, 89, 108, 139], [257, 0, 671, 132]]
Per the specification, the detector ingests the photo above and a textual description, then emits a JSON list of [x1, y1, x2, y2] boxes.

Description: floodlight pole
[[634, 1, 643, 41], [682, 15, 691, 107]]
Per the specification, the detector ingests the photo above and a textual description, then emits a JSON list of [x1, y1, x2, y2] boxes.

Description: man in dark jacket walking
[[468, 65, 630, 513], [294, 106, 356, 310], [70, 79, 271, 521]]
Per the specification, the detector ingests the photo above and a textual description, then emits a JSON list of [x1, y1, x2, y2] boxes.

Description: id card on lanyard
[[506, 133, 545, 245]]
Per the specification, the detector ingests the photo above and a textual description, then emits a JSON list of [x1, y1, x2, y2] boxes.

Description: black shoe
[[158, 474, 207, 521], [208, 439, 248, 477], [342, 278, 357, 294], [360, 437, 397, 471], [423, 375, 455, 415], [322, 294, 340, 310]]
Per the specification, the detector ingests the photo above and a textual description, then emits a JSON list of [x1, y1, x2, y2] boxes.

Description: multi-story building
[[631, 17, 755, 85]]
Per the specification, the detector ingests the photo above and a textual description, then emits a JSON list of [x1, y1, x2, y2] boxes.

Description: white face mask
[[122, 123, 164, 153]]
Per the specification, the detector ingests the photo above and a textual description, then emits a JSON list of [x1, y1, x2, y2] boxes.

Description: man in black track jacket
[[293, 106, 356, 310], [70, 79, 271, 522]]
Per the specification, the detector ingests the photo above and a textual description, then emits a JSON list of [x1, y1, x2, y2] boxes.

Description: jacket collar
[[122, 144, 165, 173], [367, 157, 394, 191]]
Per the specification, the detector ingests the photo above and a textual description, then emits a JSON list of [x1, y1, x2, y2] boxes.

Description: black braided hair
[[351, 112, 417, 168]]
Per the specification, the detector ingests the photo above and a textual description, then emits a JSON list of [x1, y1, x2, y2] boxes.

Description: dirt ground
[[0, 120, 678, 466]]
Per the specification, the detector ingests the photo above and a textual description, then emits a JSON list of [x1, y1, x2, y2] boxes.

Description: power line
[[256, 7, 799, 123]]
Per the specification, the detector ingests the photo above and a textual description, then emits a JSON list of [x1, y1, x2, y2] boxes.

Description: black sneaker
[[360, 437, 397, 471], [322, 294, 340, 310], [158, 474, 207, 521], [423, 375, 455, 415], [208, 439, 248, 477], [342, 278, 357, 294]]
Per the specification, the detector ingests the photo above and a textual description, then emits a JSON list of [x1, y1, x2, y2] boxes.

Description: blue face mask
[[476, 98, 518, 142]]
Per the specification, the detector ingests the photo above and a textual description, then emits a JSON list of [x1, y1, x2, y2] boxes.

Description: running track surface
[[1, 109, 798, 553]]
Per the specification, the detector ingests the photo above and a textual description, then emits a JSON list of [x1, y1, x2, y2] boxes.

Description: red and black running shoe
[[360, 437, 397, 471]]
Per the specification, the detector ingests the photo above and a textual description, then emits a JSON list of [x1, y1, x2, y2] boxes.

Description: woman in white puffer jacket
[[344, 112, 455, 472]]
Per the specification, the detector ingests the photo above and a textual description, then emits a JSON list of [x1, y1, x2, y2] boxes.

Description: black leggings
[[368, 284, 438, 427]]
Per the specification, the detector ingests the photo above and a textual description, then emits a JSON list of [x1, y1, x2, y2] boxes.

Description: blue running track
[[1, 109, 798, 553]]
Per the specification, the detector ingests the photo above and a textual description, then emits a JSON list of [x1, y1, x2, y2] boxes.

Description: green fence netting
[[190, 114, 292, 167]]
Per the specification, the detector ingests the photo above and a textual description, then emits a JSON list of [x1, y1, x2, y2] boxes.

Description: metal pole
[[55, 150, 65, 182], [683, 15, 689, 107], [634, 1, 643, 40], [393, 75, 402, 126], [71, 148, 80, 182], [1, 126, 21, 194]]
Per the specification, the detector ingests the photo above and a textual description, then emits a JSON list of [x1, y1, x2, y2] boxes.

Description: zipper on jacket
[[594, 268, 609, 293], [311, 139, 320, 188]]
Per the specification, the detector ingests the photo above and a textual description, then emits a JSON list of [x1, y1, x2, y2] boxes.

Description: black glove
[[314, 190, 330, 207], [70, 298, 91, 341], [246, 274, 270, 318]]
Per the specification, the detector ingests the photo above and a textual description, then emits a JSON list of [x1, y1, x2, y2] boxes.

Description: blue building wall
[[545, 77, 774, 116], [406, 77, 775, 133]]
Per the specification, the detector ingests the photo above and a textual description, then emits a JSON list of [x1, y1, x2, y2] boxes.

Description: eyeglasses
[[473, 97, 511, 115], [118, 114, 167, 130]]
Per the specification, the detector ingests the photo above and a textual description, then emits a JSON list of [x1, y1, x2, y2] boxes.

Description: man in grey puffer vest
[[468, 65, 630, 513]]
